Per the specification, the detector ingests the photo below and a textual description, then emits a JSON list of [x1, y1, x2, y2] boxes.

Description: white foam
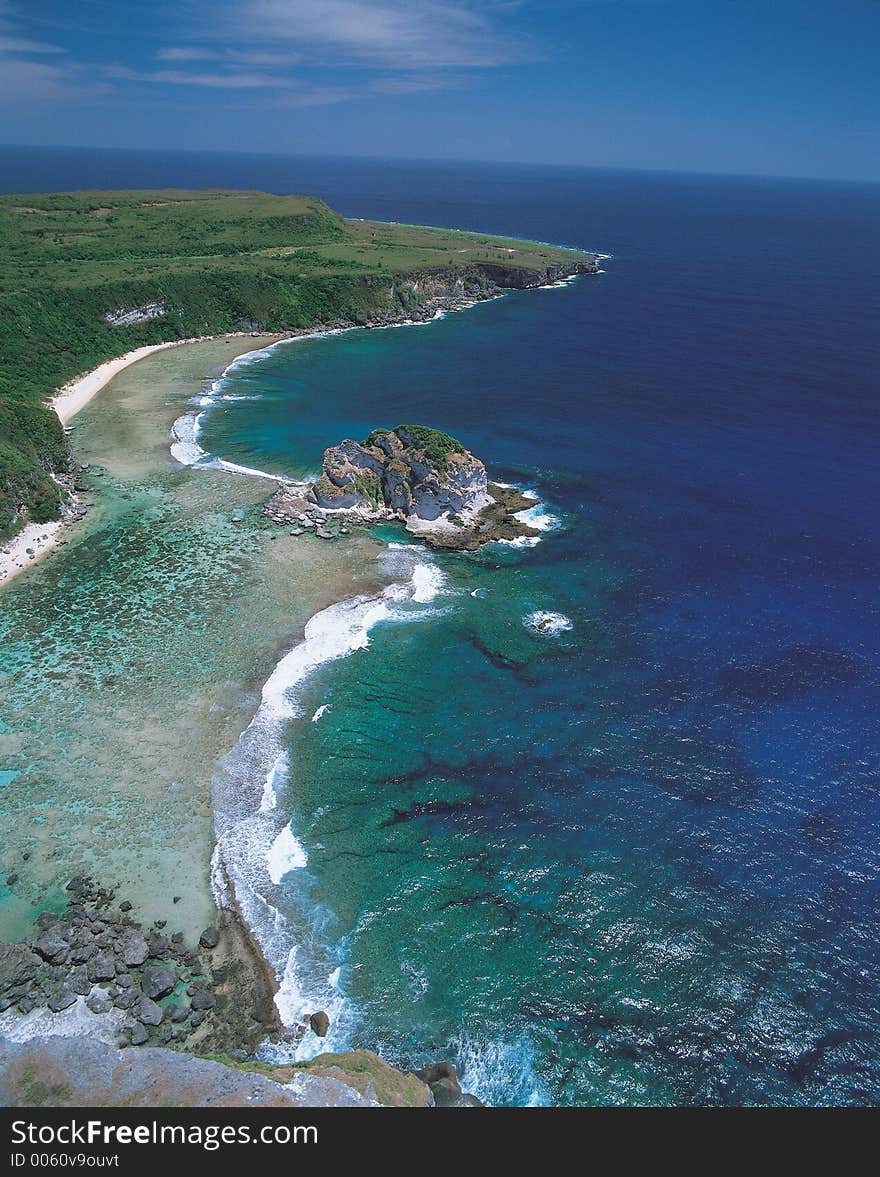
[[267, 824, 308, 883], [515, 502, 562, 533], [524, 610, 573, 636], [209, 458, 293, 484], [451, 1034, 551, 1108], [411, 562, 446, 603], [169, 412, 208, 466], [311, 704, 329, 723], [212, 554, 451, 1043], [259, 751, 289, 813]]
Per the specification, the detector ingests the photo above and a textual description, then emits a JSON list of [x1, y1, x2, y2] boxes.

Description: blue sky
[[0, 1, 877, 180]]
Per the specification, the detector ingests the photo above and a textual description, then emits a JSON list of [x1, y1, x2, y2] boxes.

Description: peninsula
[[0, 188, 597, 560]]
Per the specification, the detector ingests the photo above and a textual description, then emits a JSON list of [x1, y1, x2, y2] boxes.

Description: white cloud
[[0, 53, 109, 102], [156, 46, 221, 63], [195, 0, 532, 69], [108, 66, 289, 89], [0, 34, 65, 54]]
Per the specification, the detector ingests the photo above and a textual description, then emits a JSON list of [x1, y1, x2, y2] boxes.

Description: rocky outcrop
[[0, 876, 280, 1057], [263, 425, 540, 549], [309, 426, 490, 523]]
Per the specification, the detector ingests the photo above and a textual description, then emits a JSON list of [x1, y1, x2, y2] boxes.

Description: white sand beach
[[0, 519, 63, 585]]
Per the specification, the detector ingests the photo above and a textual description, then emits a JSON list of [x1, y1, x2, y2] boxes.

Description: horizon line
[[2, 141, 878, 189]]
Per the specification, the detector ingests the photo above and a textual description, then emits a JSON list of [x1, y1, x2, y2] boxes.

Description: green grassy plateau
[[0, 189, 589, 538]]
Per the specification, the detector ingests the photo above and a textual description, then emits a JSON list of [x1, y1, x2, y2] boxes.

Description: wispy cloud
[[107, 65, 287, 90], [370, 74, 467, 96], [218, 0, 533, 69], [0, 33, 65, 54], [0, 0, 536, 111], [0, 54, 109, 103]]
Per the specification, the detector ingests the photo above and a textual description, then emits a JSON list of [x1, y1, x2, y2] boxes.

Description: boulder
[[128, 1022, 148, 1046], [117, 929, 149, 968], [141, 966, 175, 1001], [87, 952, 116, 983], [48, 989, 77, 1013], [31, 927, 69, 965], [0, 942, 39, 992], [137, 997, 164, 1027], [309, 1011, 330, 1037], [198, 926, 220, 950], [68, 966, 92, 996], [147, 934, 169, 958], [429, 1076, 464, 1107], [86, 993, 110, 1015], [190, 988, 215, 1012]]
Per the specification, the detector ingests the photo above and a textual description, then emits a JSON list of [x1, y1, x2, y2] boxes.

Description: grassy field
[[0, 189, 589, 538]]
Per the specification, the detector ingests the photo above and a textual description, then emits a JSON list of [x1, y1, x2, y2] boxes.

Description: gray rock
[[113, 991, 137, 1011], [86, 952, 115, 983], [31, 928, 70, 964], [137, 997, 164, 1027], [429, 1076, 464, 1107], [86, 993, 110, 1015], [128, 1022, 148, 1046], [198, 926, 220, 950], [141, 965, 175, 1001], [119, 901, 133, 912], [68, 966, 92, 996], [190, 1010, 206, 1028], [117, 929, 149, 968], [147, 934, 169, 958], [6, 873, 18, 886], [0, 942, 39, 991], [16, 998, 34, 1015], [190, 988, 215, 1012], [166, 1002, 189, 1023], [115, 973, 134, 989], [309, 1010, 330, 1037], [48, 990, 77, 1012]]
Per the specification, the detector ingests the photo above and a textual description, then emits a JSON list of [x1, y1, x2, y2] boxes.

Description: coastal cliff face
[[264, 425, 539, 549], [351, 256, 597, 329]]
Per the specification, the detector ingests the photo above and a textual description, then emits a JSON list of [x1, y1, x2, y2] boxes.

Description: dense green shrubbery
[[395, 425, 466, 472], [364, 425, 466, 474]]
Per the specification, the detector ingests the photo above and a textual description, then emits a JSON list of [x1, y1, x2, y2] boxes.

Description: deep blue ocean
[[3, 147, 879, 1105]]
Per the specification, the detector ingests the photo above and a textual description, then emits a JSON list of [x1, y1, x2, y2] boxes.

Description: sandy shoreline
[[0, 519, 63, 585], [0, 332, 270, 590]]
